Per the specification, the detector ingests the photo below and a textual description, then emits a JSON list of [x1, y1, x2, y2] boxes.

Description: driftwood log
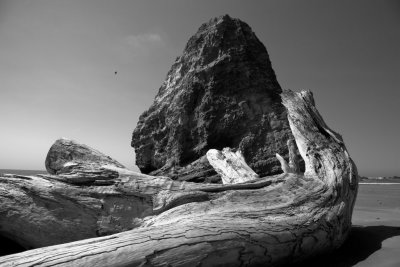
[[0, 90, 358, 266], [206, 148, 259, 184]]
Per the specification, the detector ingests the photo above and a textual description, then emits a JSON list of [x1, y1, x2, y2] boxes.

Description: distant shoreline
[[359, 182, 400, 185], [361, 176, 400, 180], [359, 176, 400, 184], [0, 169, 47, 176], [2, 170, 399, 184]]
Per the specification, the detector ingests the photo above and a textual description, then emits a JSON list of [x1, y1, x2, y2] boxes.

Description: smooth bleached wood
[[287, 139, 301, 174], [276, 139, 301, 174], [275, 152, 291, 173], [0, 89, 358, 266], [206, 147, 259, 184]]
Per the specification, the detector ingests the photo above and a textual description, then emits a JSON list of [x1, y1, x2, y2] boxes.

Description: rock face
[[132, 15, 294, 182]]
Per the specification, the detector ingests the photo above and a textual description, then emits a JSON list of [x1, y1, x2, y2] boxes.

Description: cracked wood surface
[[0, 89, 358, 266]]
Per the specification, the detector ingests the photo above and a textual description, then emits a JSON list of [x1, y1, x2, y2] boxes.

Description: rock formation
[[132, 15, 296, 182]]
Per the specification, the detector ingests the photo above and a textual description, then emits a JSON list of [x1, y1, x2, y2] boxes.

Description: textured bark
[[0, 89, 358, 266], [0, 169, 279, 249]]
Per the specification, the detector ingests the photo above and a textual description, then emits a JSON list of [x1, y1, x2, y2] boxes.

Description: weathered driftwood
[[44, 138, 125, 185], [276, 140, 301, 174], [206, 147, 259, 184], [0, 89, 358, 266]]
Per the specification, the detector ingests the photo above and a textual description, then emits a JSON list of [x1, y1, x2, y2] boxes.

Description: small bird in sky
[[114, 71, 118, 75]]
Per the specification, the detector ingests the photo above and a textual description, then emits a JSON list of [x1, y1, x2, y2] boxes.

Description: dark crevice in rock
[[0, 234, 26, 256]]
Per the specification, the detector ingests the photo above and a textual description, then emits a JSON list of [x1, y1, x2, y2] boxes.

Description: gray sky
[[0, 0, 399, 176]]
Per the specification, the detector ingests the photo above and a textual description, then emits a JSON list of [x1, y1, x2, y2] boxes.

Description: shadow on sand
[[292, 225, 400, 267]]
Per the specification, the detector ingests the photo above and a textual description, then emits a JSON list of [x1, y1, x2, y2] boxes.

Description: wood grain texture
[[0, 89, 358, 266]]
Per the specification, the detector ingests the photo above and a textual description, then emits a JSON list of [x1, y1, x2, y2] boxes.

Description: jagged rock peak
[[154, 14, 281, 105], [184, 14, 261, 54], [185, 14, 271, 58], [132, 15, 294, 182]]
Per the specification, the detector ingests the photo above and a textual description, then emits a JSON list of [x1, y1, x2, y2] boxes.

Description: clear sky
[[0, 0, 399, 176]]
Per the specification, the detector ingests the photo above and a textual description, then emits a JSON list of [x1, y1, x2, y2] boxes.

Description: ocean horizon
[[0, 169, 47, 176]]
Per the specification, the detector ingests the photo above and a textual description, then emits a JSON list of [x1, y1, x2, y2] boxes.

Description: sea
[[0, 169, 47, 176]]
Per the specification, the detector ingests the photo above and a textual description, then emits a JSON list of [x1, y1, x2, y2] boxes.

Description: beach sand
[[298, 184, 400, 267], [348, 184, 400, 267]]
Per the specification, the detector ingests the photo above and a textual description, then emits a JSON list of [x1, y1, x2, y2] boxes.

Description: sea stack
[[132, 15, 294, 182]]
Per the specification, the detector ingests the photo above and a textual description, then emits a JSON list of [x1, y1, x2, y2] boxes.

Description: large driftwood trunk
[[0, 90, 358, 266]]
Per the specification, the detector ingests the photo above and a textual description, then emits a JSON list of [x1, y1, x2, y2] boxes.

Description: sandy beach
[[298, 183, 400, 267], [348, 184, 400, 267]]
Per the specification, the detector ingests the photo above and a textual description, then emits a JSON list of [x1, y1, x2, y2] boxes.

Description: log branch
[[275, 139, 301, 174], [288, 139, 301, 174], [206, 148, 259, 184]]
